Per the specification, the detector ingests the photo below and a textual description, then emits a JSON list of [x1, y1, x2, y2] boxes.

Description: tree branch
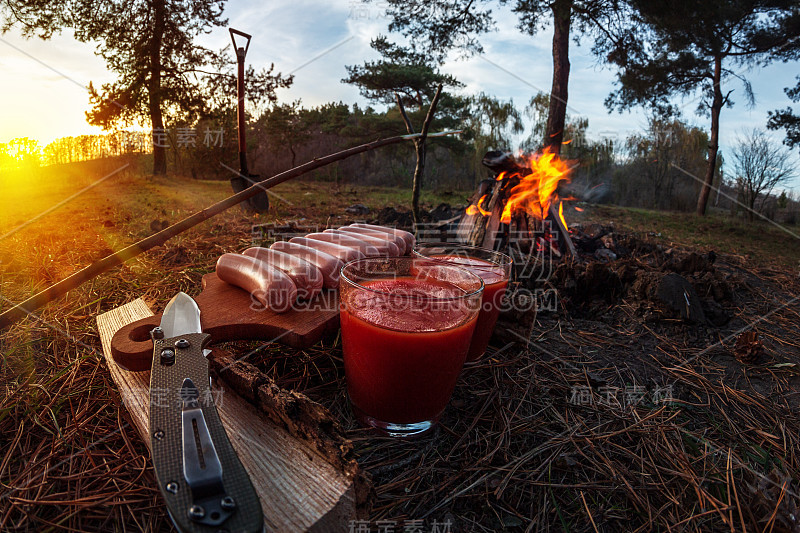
[[722, 88, 735, 107], [164, 67, 236, 79], [394, 91, 415, 135], [419, 83, 444, 144]]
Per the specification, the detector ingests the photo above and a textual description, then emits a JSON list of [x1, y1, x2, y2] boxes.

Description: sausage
[[215, 253, 297, 313], [243, 247, 323, 300], [340, 226, 407, 255], [322, 229, 399, 256], [305, 232, 381, 257], [343, 225, 407, 254], [350, 223, 416, 251], [288, 236, 365, 264], [327, 228, 400, 256], [270, 241, 344, 289]]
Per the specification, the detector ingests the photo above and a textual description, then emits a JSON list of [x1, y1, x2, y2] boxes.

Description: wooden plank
[[97, 299, 357, 532]]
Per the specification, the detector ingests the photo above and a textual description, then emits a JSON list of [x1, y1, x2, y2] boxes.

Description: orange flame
[[466, 194, 491, 217], [574, 206, 584, 212], [500, 147, 572, 224]]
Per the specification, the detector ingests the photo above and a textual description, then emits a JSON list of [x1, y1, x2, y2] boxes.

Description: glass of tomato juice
[[339, 257, 484, 436], [413, 243, 512, 362]]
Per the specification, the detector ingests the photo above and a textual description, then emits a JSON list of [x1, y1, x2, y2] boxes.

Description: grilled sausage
[[243, 247, 323, 300], [350, 223, 416, 251], [215, 253, 297, 313], [305, 232, 381, 257], [270, 241, 344, 289], [340, 225, 407, 254], [288, 236, 365, 264], [321, 229, 398, 256]]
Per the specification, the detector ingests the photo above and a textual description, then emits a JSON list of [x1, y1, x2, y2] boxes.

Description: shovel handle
[[228, 28, 251, 58]]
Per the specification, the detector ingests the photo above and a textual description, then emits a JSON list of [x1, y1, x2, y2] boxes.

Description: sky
[[1, 0, 799, 185]]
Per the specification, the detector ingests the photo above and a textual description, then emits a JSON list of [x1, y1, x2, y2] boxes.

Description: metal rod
[[0, 130, 461, 329], [234, 35, 248, 174], [228, 28, 266, 211], [236, 54, 247, 174]]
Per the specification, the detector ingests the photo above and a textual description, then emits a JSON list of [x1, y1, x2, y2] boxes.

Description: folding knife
[[148, 292, 262, 533]]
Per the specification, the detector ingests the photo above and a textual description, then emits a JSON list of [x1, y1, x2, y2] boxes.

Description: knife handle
[[149, 332, 263, 533]]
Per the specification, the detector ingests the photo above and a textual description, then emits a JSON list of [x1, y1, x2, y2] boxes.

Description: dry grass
[[245, 253, 800, 531], [571, 204, 800, 271], [2, 157, 800, 531]]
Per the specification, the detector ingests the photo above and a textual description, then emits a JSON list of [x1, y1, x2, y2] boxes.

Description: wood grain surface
[[97, 299, 358, 532]]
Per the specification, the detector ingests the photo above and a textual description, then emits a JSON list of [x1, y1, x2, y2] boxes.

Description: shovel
[[229, 28, 269, 213]]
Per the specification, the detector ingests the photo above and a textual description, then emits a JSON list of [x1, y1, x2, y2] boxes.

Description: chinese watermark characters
[[147, 127, 224, 148], [569, 384, 674, 408], [348, 518, 452, 533], [120, 386, 224, 409]]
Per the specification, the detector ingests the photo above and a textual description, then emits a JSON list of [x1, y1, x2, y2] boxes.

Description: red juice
[[340, 277, 478, 425], [430, 255, 509, 361]]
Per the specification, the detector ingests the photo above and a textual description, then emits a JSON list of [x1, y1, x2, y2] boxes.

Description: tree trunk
[[696, 55, 723, 216], [149, 0, 167, 175], [409, 84, 443, 233], [411, 140, 425, 229], [545, 0, 573, 155], [745, 187, 758, 222]]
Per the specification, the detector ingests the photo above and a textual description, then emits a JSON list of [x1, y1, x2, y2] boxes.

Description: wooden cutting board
[[97, 299, 362, 532], [111, 272, 340, 371]]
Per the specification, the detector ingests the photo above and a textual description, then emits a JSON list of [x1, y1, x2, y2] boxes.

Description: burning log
[[458, 148, 576, 261], [547, 203, 577, 258], [459, 178, 504, 248]]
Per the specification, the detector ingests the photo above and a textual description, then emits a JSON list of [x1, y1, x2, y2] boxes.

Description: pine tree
[[3, 0, 291, 175], [597, 0, 800, 215]]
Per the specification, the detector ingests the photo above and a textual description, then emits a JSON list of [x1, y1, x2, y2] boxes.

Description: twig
[[580, 491, 600, 533]]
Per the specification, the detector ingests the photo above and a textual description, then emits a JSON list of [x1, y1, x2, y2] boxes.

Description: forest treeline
[[2, 0, 799, 222], [3, 95, 797, 223]]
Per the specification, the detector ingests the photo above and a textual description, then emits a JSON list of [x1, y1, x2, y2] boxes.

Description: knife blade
[[160, 293, 212, 358], [149, 292, 262, 533]]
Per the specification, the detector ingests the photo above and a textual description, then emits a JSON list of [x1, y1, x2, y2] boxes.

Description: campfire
[[457, 148, 578, 263]]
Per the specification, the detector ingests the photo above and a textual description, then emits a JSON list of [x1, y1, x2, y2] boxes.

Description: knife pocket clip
[[180, 378, 233, 526]]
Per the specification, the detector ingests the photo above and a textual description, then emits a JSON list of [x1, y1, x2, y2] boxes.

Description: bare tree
[[625, 116, 708, 210], [732, 129, 796, 221]]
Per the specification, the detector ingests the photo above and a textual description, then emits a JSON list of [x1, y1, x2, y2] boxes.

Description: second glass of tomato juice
[[339, 257, 484, 436], [413, 243, 512, 362]]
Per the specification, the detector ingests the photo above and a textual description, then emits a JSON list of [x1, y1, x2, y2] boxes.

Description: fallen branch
[[0, 130, 460, 329]]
